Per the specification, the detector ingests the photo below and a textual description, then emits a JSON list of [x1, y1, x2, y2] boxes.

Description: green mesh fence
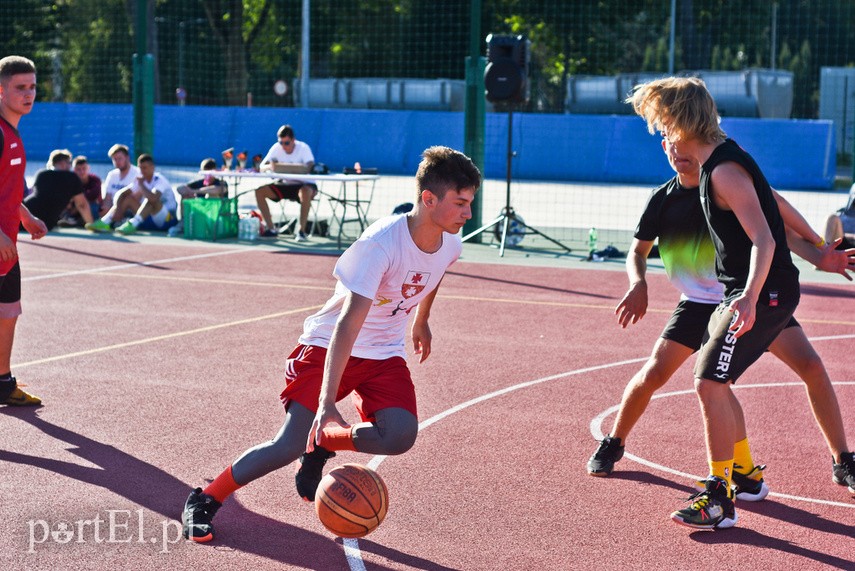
[[3, 1, 852, 116], [5, 1, 855, 253]]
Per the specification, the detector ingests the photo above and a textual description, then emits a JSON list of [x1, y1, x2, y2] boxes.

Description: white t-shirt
[[262, 139, 314, 166], [102, 166, 141, 202], [136, 171, 178, 213], [299, 215, 462, 360]]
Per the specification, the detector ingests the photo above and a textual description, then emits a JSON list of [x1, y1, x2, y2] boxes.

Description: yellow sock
[[710, 459, 734, 488], [733, 438, 755, 475]]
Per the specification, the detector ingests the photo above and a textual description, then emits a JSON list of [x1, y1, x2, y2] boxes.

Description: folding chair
[[271, 193, 323, 237]]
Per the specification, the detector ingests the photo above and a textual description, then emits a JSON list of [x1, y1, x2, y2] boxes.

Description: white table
[[201, 170, 380, 247]]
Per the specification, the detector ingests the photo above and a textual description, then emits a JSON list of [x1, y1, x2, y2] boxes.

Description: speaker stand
[[462, 108, 571, 257]]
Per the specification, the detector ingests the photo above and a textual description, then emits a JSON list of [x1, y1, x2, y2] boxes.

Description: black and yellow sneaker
[[695, 464, 769, 501], [295, 446, 335, 501], [671, 476, 737, 530], [832, 452, 855, 495], [587, 436, 624, 477], [0, 377, 41, 406], [181, 488, 222, 543]]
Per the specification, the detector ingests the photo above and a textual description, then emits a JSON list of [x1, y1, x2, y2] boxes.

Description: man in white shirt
[[99, 144, 140, 217], [254, 124, 317, 241], [86, 154, 178, 234]]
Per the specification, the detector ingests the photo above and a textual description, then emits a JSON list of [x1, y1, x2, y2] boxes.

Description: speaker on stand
[[463, 34, 571, 256]]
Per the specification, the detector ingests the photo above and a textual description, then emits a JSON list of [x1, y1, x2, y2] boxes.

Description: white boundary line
[[22, 248, 250, 282], [589, 381, 855, 510], [345, 334, 855, 570]]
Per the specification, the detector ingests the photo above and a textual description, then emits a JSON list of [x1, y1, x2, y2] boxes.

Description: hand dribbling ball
[[315, 463, 388, 538]]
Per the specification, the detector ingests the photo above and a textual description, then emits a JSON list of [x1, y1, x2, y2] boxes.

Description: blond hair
[[48, 148, 72, 166], [627, 77, 726, 144]]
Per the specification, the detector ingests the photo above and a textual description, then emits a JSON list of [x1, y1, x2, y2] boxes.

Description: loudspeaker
[[484, 34, 530, 103]]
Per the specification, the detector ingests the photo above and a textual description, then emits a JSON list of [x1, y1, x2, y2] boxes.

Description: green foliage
[[1, 0, 853, 117]]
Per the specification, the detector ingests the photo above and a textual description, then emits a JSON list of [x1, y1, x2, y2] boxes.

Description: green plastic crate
[[182, 197, 238, 241]]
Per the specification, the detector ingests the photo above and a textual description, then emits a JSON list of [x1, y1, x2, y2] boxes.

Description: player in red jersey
[[0, 55, 48, 407]]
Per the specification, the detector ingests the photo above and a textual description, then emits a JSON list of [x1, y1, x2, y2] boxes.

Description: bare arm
[[776, 192, 854, 280], [615, 238, 653, 328], [307, 291, 373, 448], [19, 203, 47, 240], [773, 190, 823, 245], [711, 163, 775, 337], [412, 278, 442, 363]]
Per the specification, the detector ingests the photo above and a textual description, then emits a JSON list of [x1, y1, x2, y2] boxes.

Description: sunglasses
[[280, 139, 294, 146]]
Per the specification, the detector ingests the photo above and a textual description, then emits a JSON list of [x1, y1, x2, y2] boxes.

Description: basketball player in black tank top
[[629, 77, 801, 530]]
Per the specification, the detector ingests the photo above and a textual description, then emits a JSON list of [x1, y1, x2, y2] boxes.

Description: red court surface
[[1, 233, 853, 571]]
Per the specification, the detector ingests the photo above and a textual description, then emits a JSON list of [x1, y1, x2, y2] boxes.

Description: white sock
[[131, 215, 143, 226]]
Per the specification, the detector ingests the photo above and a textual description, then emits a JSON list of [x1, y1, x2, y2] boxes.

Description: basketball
[[315, 463, 389, 538]]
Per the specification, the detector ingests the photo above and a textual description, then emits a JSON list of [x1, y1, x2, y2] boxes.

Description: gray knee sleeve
[[353, 407, 418, 456]]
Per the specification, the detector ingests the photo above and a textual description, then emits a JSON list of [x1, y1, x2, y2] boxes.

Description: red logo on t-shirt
[[401, 271, 429, 298]]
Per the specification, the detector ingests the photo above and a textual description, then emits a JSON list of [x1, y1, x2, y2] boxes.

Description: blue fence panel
[[18, 102, 65, 161], [18, 103, 838, 190], [154, 105, 235, 166], [401, 111, 465, 174], [230, 107, 324, 163], [315, 109, 410, 173], [720, 118, 835, 189]]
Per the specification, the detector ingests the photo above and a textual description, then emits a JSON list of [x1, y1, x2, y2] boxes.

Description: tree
[[200, 0, 273, 105]]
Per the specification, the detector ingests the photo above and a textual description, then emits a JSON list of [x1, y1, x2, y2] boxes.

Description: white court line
[[345, 333, 855, 570], [589, 381, 855, 509], [23, 247, 250, 282]]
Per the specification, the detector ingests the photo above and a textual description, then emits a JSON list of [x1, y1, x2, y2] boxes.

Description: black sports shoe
[[832, 452, 855, 494], [182, 488, 222, 542], [587, 436, 624, 477], [671, 476, 737, 530], [295, 446, 335, 501]]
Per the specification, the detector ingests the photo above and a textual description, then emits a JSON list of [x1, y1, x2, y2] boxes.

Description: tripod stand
[[462, 108, 571, 257]]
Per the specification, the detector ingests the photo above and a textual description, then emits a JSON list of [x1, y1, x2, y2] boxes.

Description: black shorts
[[661, 300, 800, 353], [270, 182, 318, 202], [0, 262, 22, 318], [694, 294, 799, 383], [0, 262, 21, 304], [661, 300, 717, 351]]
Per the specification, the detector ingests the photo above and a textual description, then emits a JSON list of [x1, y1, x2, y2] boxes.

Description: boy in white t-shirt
[[87, 154, 178, 234], [181, 146, 482, 543], [254, 124, 318, 241], [98, 144, 140, 217]]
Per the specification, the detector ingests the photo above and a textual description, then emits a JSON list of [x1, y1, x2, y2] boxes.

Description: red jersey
[[0, 116, 25, 275]]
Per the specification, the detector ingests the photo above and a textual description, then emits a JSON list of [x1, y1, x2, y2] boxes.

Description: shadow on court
[[690, 527, 854, 569], [446, 269, 615, 299], [0, 407, 420, 570], [21, 240, 171, 269]]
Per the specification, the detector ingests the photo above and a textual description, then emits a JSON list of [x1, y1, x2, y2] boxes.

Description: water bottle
[[238, 217, 252, 240], [248, 217, 260, 241], [588, 227, 598, 255]]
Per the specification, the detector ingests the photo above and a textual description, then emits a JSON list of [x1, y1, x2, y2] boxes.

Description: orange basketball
[[315, 463, 389, 538]]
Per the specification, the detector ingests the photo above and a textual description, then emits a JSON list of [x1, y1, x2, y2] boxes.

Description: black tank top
[[699, 139, 799, 299]]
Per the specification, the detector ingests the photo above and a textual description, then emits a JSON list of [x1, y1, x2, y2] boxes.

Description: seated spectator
[[169, 158, 228, 236], [176, 158, 227, 199], [824, 183, 855, 250], [86, 154, 178, 235], [254, 124, 317, 241], [99, 143, 141, 220], [22, 149, 94, 231], [57, 155, 102, 227]]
